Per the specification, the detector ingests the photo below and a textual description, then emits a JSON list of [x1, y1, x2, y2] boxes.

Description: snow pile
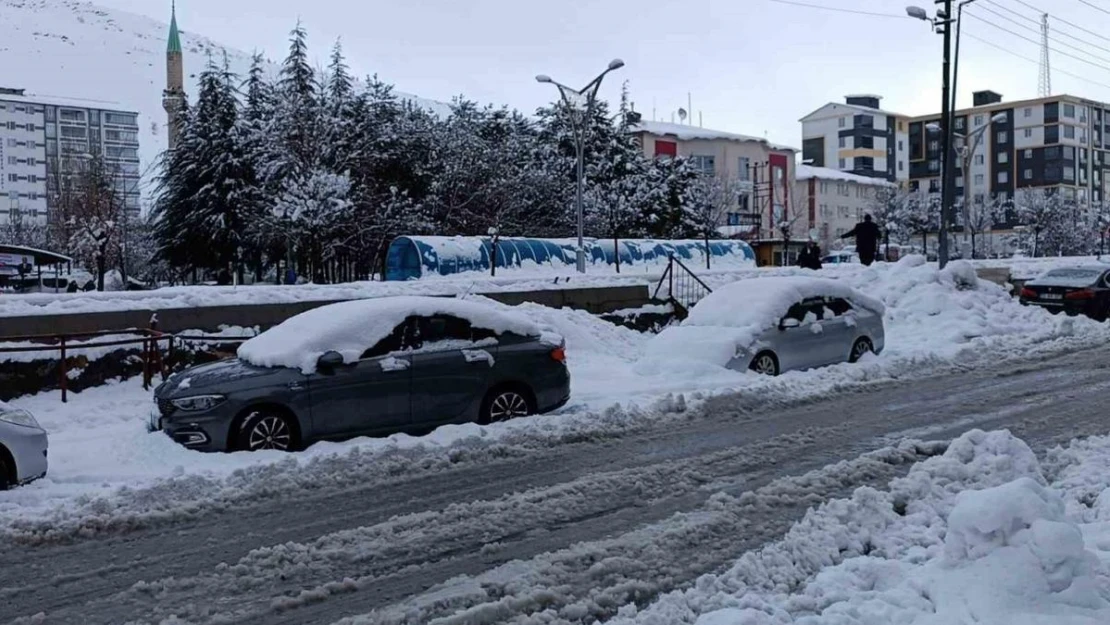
[[610, 429, 1110, 625], [237, 296, 540, 374]]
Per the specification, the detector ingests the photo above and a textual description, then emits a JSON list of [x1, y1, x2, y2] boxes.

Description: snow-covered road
[[3, 341, 1109, 624]]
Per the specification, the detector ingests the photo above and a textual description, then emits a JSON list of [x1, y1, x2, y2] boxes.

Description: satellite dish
[[677, 108, 688, 122]]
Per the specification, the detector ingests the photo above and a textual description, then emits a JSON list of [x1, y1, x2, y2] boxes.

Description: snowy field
[[1, 256, 1109, 542], [605, 428, 1110, 625], [0, 253, 1106, 319]]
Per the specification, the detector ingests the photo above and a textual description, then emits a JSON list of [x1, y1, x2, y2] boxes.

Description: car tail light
[[1066, 289, 1096, 300], [550, 346, 566, 363], [1020, 287, 1037, 299]]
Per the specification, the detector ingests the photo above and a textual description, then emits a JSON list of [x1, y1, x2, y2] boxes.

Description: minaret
[[162, 0, 186, 151]]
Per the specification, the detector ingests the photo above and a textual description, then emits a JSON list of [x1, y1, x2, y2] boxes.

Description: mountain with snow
[[0, 0, 448, 203]]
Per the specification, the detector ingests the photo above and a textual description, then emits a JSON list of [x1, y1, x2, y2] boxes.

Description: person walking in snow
[[841, 214, 881, 266], [805, 242, 823, 270]]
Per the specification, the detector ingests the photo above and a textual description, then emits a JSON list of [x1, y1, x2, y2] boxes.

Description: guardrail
[[0, 316, 251, 403]]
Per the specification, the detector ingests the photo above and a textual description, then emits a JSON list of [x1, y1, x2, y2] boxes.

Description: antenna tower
[[1038, 13, 1051, 97]]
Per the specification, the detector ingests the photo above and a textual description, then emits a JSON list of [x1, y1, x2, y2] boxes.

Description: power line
[[985, 0, 1110, 56], [765, 0, 909, 19], [974, 3, 1110, 65], [963, 31, 1110, 90], [1077, 0, 1110, 17], [965, 12, 1110, 74], [1005, 0, 1110, 44]]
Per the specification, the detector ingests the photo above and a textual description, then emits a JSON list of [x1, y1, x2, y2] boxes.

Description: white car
[[646, 276, 886, 376], [0, 403, 48, 489], [822, 251, 860, 265]]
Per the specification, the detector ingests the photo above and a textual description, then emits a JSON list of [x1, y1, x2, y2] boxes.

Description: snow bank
[[237, 296, 540, 374], [610, 429, 1110, 625]]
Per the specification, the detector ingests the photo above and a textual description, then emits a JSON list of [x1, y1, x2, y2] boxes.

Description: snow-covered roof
[[0, 90, 137, 115], [795, 165, 897, 187], [237, 296, 542, 374], [630, 121, 797, 152], [799, 101, 905, 122]]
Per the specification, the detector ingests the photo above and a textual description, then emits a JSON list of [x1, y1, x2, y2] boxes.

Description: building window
[[1024, 107, 1032, 118], [898, 140, 904, 151], [1046, 125, 1059, 143], [998, 152, 1008, 164], [1064, 103, 1076, 118], [689, 155, 715, 175], [1024, 169, 1033, 180], [997, 131, 1009, 143], [838, 117, 847, 128], [955, 117, 965, 130], [59, 109, 85, 122], [837, 182, 850, 196], [998, 171, 1009, 183], [1064, 166, 1075, 181], [898, 161, 904, 171], [975, 114, 984, 125], [103, 112, 137, 126], [974, 174, 984, 185], [737, 157, 750, 180], [1065, 125, 1075, 139], [838, 158, 846, 168], [974, 154, 984, 165], [1023, 128, 1032, 139], [838, 136, 847, 148], [60, 125, 86, 139], [929, 159, 940, 172], [928, 140, 939, 151]]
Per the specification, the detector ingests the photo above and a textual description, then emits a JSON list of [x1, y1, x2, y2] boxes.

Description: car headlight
[[170, 395, 226, 412], [0, 409, 42, 430]]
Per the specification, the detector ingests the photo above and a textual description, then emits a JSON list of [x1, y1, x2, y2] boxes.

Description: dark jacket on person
[[841, 219, 881, 262]]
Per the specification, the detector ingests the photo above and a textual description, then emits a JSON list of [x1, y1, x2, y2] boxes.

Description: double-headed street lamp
[[907, 1, 978, 268], [927, 111, 1006, 255], [536, 59, 625, 273]]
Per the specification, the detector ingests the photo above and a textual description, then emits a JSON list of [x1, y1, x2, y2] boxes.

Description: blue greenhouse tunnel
[[384, 236, 755, 281]]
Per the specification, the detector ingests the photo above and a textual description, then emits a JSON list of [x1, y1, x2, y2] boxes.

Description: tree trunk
[[96, 250, 106, 292], [613, 235, 620, 274], [704, 233, 711, 270], [921, 231, 927, 256], [970, 231, 977, 260]]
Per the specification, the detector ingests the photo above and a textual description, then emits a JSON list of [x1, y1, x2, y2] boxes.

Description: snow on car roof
[[237, 296, 541, 374]]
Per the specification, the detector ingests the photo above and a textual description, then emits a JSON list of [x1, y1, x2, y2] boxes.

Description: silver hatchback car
[[0, 404, 48, 489], [648, 276, 886, 376]]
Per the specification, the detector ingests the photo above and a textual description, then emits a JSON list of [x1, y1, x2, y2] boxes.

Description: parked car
[[822, 251, 860, 265], [646, 277, 886, 376], [1020, 265, 1110, 320], [150, 296, 571, 452], [0, 403, 48, 489]]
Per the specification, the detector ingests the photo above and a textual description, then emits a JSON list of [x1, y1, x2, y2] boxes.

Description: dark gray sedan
[[150, 297, 570, 452]]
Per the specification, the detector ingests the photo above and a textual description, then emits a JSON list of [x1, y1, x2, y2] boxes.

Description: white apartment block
[[0, 87, 141, 228], [629, 120, 799, 239], [794, 164, 896, 253], [800, 95, 909, 183]]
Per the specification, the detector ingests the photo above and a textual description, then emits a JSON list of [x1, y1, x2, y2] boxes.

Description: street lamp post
[[908, 2, 958, 268], [536, 59, 625, 273]]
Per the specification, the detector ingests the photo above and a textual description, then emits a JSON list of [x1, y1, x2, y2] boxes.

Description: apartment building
[[629, 120, 798, 239], [0, 87, 141, 227], [795, 164, 896, 252], [907, 90, 1107, 214], [799, 95, 909, 183]]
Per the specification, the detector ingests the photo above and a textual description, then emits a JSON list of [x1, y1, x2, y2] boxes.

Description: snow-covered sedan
[[150, 296, 570, 452], [0, 402, 48, 489], [646, 277, 885, 376]]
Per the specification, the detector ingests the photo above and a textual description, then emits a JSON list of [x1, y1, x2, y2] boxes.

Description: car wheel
[[238, 410, 297, 452], [849, 338, 875, 363], [749, 352, 779, 376], [479, 387, 534, 425]]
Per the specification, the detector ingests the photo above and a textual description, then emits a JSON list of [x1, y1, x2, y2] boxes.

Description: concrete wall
[[0, 285, 652, 338]]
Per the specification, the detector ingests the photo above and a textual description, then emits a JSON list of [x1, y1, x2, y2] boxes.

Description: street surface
[[3, 343, 1109, 624]]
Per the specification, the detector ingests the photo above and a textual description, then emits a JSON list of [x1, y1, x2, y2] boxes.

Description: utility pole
[[938, 0, 955, 269]]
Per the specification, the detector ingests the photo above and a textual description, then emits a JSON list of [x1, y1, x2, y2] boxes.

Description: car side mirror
[[780, 318, 801, 330], [317, 351, 345, 370]]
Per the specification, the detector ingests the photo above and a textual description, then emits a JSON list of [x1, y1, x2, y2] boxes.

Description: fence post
[[668, 255, 674, 299], [164, 335, 175, 380], [60, 336, 67, 403]]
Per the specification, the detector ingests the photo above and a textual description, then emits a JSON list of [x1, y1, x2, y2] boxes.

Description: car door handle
[[288, 381, 305, 391], [462, 349, 495, 366]]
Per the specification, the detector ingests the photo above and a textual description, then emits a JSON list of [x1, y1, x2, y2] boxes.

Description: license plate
[[1042, 293, 1063, 300]]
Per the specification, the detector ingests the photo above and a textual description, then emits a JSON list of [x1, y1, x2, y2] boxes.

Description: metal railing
[[652, 254, 713, 317], [0, 317, 251, 403]]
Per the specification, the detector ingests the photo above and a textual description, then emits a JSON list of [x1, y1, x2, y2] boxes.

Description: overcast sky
[[93, 0, 1110, 148]]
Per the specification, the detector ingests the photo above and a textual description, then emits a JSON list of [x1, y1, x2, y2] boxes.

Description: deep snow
[[607, 429, 1110, 625], [2, 257, 1109, 537]]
